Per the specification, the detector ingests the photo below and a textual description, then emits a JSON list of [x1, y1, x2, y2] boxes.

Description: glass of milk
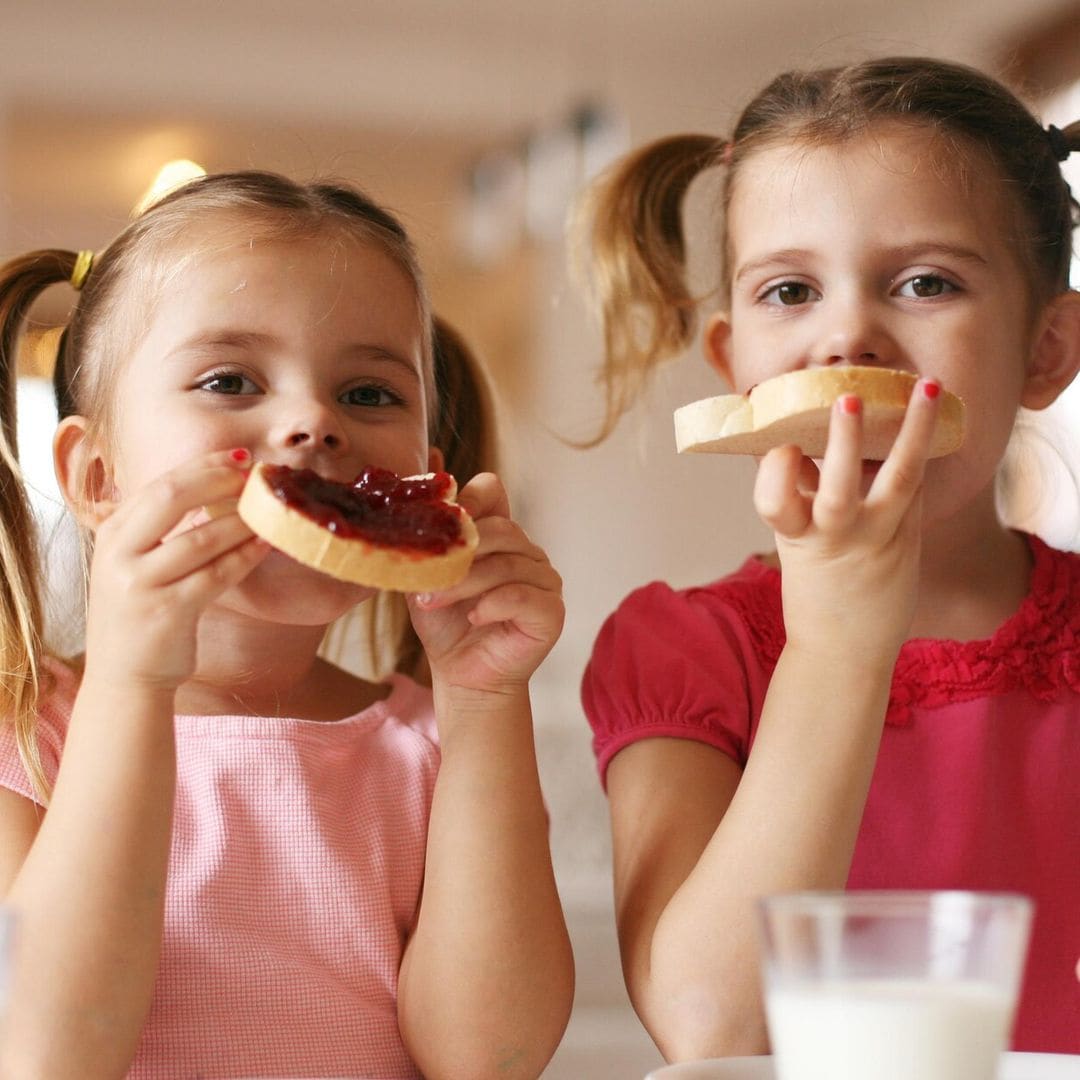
[[758, 891, 1032, 1080]]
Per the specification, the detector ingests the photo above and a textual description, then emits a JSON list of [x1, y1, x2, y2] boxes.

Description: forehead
[[132, 221, 424, 353], [727, 122, 1018, 261], [158, 218, 415, 300]]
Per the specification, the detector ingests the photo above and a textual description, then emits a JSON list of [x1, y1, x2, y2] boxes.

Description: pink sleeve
[[581, 581, 756, 787], [0, 662, 73, 806]]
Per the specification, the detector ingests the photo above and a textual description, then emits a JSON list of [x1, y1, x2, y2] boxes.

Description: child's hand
[[407, 472, 564, 696], [82, 449, 268, 692], [754, 378, 942, 664]]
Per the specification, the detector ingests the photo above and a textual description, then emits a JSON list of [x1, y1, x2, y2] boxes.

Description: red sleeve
[[581, 579, 764, 787]]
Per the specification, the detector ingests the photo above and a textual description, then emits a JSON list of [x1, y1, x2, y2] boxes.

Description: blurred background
[[5, 1, 1080, 1075]]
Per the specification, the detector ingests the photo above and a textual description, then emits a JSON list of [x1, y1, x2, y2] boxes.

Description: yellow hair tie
[[70, 250, 94, 291]]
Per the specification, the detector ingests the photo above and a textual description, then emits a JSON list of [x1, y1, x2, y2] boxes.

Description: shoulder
[[377, 673, 440, 750], [0, 656, 78, 803], [586, 556, 783, 676], [1029, 532, 1080, 591], [887, 533, 1080, 723], [582, 558, 781, 784]]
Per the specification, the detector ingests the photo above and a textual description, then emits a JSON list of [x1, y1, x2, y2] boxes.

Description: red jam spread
[[264, 464, 465, 554]]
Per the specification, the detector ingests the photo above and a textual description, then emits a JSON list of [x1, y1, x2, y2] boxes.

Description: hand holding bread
[[674, 366, 965, 459]]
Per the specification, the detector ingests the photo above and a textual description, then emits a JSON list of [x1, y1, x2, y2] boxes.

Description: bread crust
[[237, 462, 479, 592], [674, 366, 965, 459]]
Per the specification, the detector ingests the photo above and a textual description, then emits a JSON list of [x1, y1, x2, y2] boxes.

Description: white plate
[[645, 1052, 1080, 1079]]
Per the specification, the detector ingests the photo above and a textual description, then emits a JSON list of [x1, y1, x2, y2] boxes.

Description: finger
[[170, 536, 271, 607], [755, 445, 813, 538], [456, 471, 510, 522], [416, 550, 561, 612], [471, 514, 546, 561], [466, 582, 566, 642], [795, 456, 820, 498], [812, 395, 864, 532], [138, 512, 260, 587], [869, 378, 941, 506], [414, 515, 548, 609], [102, 450, 254, 554]]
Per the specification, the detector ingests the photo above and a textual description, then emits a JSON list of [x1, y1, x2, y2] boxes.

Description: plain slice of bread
[[237, 462, 479, 592], [674, 367, 965, 460]]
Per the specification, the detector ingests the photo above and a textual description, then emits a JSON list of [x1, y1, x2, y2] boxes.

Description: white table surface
[[646, 1052, 1080, 1079]]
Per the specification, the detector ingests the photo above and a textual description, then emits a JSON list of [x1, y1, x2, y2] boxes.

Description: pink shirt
[[0, 662, 439, 1078], [583, 534, 1080, 1054]]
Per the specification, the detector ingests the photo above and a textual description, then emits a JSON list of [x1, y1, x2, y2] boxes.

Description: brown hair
[[575, 56, 1080, 442], [0, 171, 462, 798]]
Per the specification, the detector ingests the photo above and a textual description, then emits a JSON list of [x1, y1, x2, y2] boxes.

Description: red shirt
[[583, 534, 1080, 1053]]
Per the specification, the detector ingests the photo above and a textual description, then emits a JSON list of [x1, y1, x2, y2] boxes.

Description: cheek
[[110, 416, 220, 497]]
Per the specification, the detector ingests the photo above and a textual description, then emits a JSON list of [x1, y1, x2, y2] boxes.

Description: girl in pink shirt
[[0, 172, 572, 1077], [575, 57, 1080, 1058]]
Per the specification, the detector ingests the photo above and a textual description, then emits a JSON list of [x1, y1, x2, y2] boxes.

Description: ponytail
[[0, 249, 80, 802], [573, 134, 723, 444]]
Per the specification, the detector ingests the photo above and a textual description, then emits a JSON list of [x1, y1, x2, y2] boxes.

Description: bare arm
[[1, 684, 177, 1079], [397, 474, 573, 1080], [0, 450, 265, 1078], [609, 644, 893, 1060], [606, 384, 942, 1061]]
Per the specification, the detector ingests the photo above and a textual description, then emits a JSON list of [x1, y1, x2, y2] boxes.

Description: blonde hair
[[575, 56, 1080, 443], [0, 171, 475, 797]]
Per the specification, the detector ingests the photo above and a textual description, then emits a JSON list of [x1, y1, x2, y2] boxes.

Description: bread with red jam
[[674, 366, 965, 460], [237, 462, 479, 592]]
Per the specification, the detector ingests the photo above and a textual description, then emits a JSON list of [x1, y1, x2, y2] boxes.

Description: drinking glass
[[758, 891, 1033, 1080]]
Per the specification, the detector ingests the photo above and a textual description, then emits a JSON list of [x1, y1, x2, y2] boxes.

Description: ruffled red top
[[582, 533, 1080, 1054]]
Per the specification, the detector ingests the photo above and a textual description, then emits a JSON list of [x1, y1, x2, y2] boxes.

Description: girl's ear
[[703, 311, 736, 389], [1022, 289, 1080, 410], [427, 445, 445, 475], [53, 416, 119, 529]]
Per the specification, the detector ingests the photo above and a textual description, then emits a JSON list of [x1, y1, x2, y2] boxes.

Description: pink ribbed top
[[0, 661, 439, 1078]]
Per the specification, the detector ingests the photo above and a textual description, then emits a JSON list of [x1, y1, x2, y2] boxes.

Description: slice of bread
[[674, 367, 965, 459], [237, 462, 479, 592]]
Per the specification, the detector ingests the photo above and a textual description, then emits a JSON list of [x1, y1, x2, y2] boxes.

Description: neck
[[909, 488, 1031, 641], [175, 607, 336, 718]]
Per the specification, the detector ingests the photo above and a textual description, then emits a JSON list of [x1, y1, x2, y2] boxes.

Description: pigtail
[[392, 316, 499, 682], [0, 249, 78, 802], [321, 316, 500, 686], [430, 315, 499, 489], [572, 133, 723, 444]]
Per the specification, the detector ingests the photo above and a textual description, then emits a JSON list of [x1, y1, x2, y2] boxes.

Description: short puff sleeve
[[582, 569, 779, 786]]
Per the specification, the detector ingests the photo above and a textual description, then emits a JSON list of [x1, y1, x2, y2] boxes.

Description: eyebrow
[[170, 329, 421, 379], [733, 242, 990, 285]]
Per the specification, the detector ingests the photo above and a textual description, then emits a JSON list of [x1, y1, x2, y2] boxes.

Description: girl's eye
[[762, 281, 819, 306], [897, 274, 955, 299], [340, 384, 402, 407], [198, 372, 259, 395]]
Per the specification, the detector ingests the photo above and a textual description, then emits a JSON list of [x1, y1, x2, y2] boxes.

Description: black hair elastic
[[1046, 124, 1072, 163]]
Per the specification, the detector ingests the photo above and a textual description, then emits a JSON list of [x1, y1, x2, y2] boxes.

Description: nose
[[271, 397, 349, 458], [810, 294, 893, 368]]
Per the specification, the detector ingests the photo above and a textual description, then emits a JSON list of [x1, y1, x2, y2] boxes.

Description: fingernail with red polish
[[229, 448, 251, 464], [840, 394, 861, 415], [922, 380, 941, 400]]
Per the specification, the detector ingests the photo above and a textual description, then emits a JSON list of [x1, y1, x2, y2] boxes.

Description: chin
[[229, 549, 373, 626]]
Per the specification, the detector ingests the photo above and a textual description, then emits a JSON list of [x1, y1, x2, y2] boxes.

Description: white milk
[[766, 978, 1013, 1080]]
